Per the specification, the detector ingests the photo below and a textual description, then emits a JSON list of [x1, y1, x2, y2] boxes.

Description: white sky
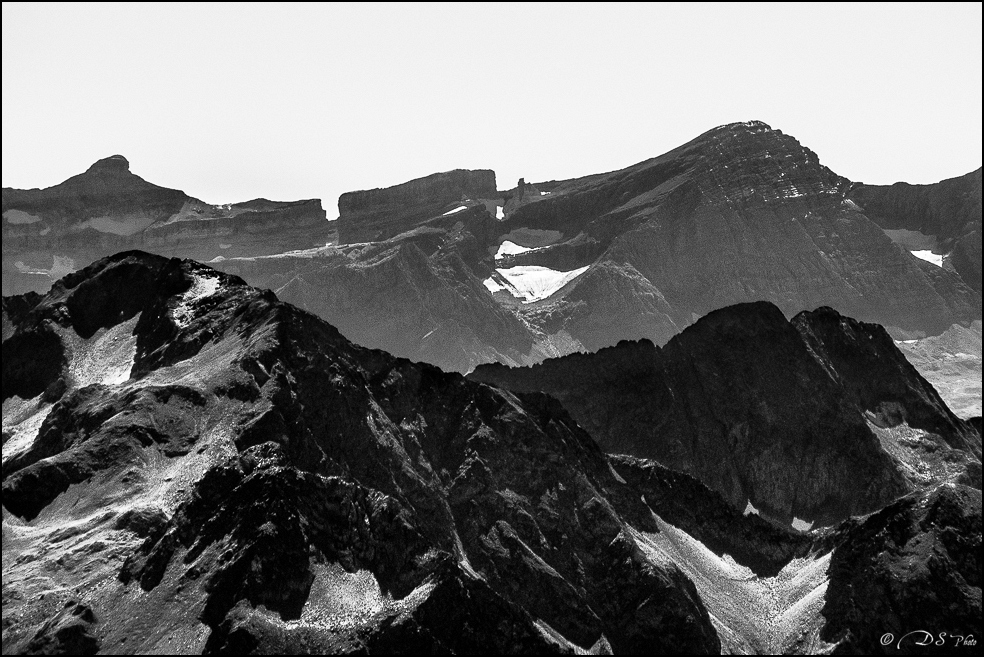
[[3, 3, 981, 216]]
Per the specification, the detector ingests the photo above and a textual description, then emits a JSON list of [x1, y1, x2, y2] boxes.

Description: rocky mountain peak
[[85, 154, 131, 173], [713, 119, 774, 134]]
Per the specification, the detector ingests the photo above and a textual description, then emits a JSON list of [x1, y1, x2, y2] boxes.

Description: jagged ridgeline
[[4, 123, 981, 377], [2, 252, 981, 654]]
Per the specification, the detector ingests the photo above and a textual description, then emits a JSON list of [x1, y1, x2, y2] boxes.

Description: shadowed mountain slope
[[471, 301, 982, 528]]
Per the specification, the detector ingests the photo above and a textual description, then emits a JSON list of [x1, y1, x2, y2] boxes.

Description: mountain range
[[2, 155, 331, 297], [2, 252, 980, 654], [2, 120, 982, 654], [4, 122, 981, 377]]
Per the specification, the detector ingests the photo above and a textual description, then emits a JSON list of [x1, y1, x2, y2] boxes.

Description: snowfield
[[494, 240, 535, 259], [483, 265, 590, 303], [172, 274, 222, 327], [910, 250, 943, 267]]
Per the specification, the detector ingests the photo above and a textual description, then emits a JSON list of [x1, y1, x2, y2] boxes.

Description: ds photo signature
[[880, 631, 977, 650]]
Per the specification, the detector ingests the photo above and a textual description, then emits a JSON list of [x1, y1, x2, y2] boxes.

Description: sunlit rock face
[[337, 169, 498, 243], [1, 156, 330, 296], [471, 301, 982, 528], [849, 167, 982, 293]]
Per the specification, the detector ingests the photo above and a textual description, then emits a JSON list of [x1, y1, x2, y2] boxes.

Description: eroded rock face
[[470, 301, 982, 528], [1, 157, 331, 296], [849, 168, 982, 292]]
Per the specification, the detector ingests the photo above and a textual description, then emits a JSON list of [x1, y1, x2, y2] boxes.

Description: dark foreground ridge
[[471, 301, 982, 528], [2, 251, 981, 654]]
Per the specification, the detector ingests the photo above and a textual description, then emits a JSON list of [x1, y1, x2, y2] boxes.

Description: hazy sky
[[3, 3, 981, 216]]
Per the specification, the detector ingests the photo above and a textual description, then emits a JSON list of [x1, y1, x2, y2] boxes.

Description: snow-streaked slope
[[63, 315, 140, 388], [632, 515, 836, 655], [172, 274, 222, 327], [3, 315, 140, 467], [2, 395, 54, 468]]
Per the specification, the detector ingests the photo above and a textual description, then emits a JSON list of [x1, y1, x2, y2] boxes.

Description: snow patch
[[743, 499, 760, 516], [442, 205, 468, 216], [495, 240, 534, 259], [493, 265, 590, 303], [791, 517, 813, 532], [172, 274, 222, 328], [911, 250, 943, 268], [483, 276, 507, 294], [495, 205, 504, 220]]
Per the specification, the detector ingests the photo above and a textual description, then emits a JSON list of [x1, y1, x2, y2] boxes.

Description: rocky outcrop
[[470, 301, 982, 528], [337, 169, 498, 243], [819, 483, 982, 654], [849, 168, 982, 292], [2, 157, 331, 296]]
